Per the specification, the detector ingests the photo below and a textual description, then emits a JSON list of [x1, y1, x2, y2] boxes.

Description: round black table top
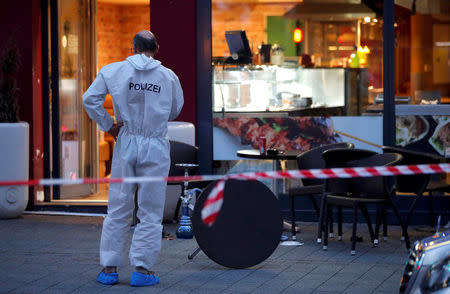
[[237, 149, 300, 160], [192, 179, 282, 269]]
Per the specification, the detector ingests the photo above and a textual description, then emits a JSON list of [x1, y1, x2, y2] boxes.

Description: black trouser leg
[[338, 205, 343, 241], [405, 193, 422, 235], [383, 204, 388, 240], [389, 199, 411, 250], [351, 203, 358, 255], [374, 204, 382, 246], [317, 194, 327, 243], [309, 194, 320, 218], [290, 195, 296, 240], [359, 203, 375, 242], [328, 206, 334, 238], [323, 200, 329, 250]]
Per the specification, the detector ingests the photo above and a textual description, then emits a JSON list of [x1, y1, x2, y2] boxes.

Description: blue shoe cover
[[96, 271, 119, 285], [130, 271, 159, 287]]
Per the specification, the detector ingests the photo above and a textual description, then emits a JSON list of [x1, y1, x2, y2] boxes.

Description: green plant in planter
[[0, 34, 21, 123]]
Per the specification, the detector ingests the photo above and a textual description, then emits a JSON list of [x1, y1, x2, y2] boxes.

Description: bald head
[[132, 30, 158, 56]]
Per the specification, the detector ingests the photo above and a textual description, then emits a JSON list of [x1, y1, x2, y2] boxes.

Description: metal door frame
[[43, 0, 98, 201]]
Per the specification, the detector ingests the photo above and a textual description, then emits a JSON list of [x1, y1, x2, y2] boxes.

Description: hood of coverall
[[126, 54, 161, 71]]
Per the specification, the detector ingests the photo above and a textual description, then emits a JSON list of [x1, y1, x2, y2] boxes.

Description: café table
[[236, 149, 304, 246], [236, 149, 299, 160], [236, 149, 299, 194]]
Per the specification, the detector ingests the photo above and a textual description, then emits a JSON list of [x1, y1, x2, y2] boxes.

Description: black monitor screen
[[225, 30, 252, 58]]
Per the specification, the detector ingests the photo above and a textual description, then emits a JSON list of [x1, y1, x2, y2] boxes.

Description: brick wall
[[97, 1, 150, 162], [97, 2, 295, 62], [212, 2, 295, 57], [97, 2, 150, 70]]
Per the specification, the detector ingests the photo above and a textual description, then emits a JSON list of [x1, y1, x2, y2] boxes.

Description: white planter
[[0, 122, 29, 218]]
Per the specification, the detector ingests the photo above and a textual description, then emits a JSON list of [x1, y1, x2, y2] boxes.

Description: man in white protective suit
[[82, 30, 183, 287]]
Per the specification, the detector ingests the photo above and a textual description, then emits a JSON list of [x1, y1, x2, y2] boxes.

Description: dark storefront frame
[[383, 0, 395, 147], [33, 0, 410, 201], [29, 0, 448, 224], [39, 0, 62, 201], [196, 0, 213, 175], [40, 0, 98, 203], [41, 0, 51, 202], [49, 0, 61, 199]]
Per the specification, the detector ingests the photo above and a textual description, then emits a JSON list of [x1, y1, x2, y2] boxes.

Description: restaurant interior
[[48, 0, 448, 212]]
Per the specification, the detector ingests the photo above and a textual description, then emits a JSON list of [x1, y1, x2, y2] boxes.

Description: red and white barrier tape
[[201, 163, 450, 226], [1, 163, 449, 226]]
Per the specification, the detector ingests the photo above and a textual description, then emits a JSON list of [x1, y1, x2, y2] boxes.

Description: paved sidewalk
[[0, 214, 430, 294]]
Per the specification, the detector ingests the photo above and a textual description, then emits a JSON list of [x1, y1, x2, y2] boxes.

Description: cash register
[[224, 30, 253, 64]]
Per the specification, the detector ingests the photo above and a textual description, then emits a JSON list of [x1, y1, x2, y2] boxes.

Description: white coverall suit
[[83, 54, 184, 270]]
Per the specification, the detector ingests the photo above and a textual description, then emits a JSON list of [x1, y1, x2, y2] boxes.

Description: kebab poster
[[213, 115, 449, 159], [213, 117, 342, 152]]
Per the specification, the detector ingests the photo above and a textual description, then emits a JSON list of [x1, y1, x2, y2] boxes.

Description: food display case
[[212, 65, 374, 161], [212, 65, 368, 116]]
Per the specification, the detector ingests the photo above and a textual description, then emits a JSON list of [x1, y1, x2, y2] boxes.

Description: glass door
[[52, 0, 97, 200]]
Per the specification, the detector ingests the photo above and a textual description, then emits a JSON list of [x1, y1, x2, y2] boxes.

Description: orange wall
[[97, 2, 295, 61], [212, 2, 295, 57], [97, 2, 150, 70]]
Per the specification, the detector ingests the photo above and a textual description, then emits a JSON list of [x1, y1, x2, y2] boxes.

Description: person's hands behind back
[[107, 122, 123, 141]]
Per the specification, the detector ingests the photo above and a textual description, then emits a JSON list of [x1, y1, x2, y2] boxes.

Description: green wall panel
[[267, 16, 304, 57]]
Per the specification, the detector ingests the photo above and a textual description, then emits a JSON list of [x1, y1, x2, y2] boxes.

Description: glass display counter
[[212, 65, 374, 161], [212, 65, 368, 116]]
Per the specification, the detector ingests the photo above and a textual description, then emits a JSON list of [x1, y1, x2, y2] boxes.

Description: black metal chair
[[320, 149, 410, 255], [132, 140, 208, 227], [382, 146, 447, 231], [169, 140, 199, 177], [316, 148, 378, 244], [287, 142, 354, 242]]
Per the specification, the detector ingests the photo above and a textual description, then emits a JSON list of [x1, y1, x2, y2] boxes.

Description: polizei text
[[129, 82, 161, 93]]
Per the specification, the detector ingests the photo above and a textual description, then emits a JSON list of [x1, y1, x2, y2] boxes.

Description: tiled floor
[[0, 215, 433, 294]]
